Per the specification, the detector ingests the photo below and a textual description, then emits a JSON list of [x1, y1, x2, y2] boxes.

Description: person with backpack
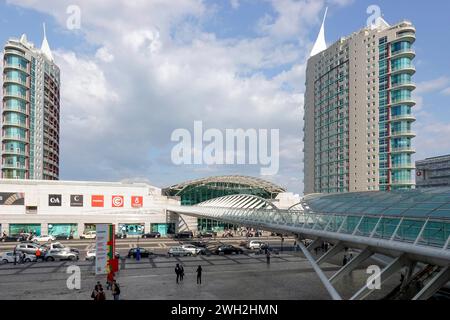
[[112, 280, 121, 300], [95, 287, 106, 301]]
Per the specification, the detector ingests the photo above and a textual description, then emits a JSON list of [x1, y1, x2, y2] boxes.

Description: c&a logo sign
[[49, 194, 62, 206], [131, 196, 143, 208], [112, 195, 124, 208]]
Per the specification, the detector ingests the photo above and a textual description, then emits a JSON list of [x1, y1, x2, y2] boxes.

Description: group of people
[[175, 264, 203, 284], [91, 279, 120, 301]]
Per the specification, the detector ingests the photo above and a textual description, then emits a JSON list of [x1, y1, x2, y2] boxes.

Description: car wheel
[[46, 257, 55, 262], [2, 259, 8, 264], [69, 256, 75, 261], [25, 258, 31, 263]]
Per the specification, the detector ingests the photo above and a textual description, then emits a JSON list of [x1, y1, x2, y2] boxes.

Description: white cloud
[[95, 47, 114, 62], [441, 87, 450, 96], [230, 0, 240, 10], [415, 76, 449, 94]]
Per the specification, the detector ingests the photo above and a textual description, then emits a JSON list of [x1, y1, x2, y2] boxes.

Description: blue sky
[[0, 0, 449, 194]]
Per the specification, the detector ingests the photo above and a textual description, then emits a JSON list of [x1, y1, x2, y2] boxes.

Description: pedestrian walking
[[180, 265, 185, 281], [106, 271, 114, 290], [266, 251, 271, 264], [343, 255, 348, 266], [136, 247, 141, 261], [95, 287, 106, 301], [13, 247, 17, 265], [112, 280, 121, 300], [175, 263, 181, 284], [196, 265, 202, 284], [35, 248, 42, 262], [91, 282, 101, 300]]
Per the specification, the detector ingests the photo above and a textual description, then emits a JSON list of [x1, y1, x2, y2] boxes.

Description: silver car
[[44, 249, 79, 261], [15, 243, 42, 255]]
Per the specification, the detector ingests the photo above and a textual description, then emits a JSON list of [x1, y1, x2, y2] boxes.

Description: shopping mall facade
[[0, 176, 298, 238]]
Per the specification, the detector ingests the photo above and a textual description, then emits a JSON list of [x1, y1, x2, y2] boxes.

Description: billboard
[[0, 192, 25, 205], [95, 224, 115, 275]]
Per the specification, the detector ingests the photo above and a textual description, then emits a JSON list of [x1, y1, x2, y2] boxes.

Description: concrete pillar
[[145, 221, 151, 233], [1, 223, 9, 235], [41, 223, 48, 236], [77, 223, 84, 239]]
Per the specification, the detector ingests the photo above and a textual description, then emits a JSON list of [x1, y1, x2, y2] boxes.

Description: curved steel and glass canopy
[[164, 175, 286, 205]]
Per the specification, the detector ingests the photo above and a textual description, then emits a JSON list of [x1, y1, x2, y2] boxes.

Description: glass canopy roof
[[302, 188, 450, 219]]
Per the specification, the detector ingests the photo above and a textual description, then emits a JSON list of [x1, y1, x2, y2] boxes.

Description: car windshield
[[53, 244, 64, 249]]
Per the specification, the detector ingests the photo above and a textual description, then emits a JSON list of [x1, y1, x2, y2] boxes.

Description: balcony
[[390, 130, 416, 138], [391, 180, 415, 186], [390, 163, 415, 170], [2, 120, 28, 129], [3, 63, 27, 72], [1, 149, 27, 156], [390, 146, 416, 154], [390, 114, 416, 122], [391, 48, 416, 59], [1, 163, 27, 170], [389, 98, 416, 107], [2, 135, 28, 143], [2, 92, 28, 101], [390, 65, 416, 76], [394, 31, 416, 43], [2, 106, 27, 115], [391, 82, 416, 90], [3, 77, 28, 87]]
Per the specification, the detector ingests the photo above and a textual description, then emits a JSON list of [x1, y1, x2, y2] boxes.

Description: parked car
[[174, 231, 193, 239], [127, 247, 153, 258], [141, 232, 161, 238], [54, 234, 74, 240], [247, 240, 269, 250], [79, 231, 96, 239], [181, 244, 204, 255], [115, 233, 127, 239], [168, 246, 193, 257], [15, 243, 42, 255], [44, 249, 79, 261], [197, 231, 215, 238], [1, 235, 23, 242], [85, 250, 120, 261], [32, 235, 56, 243], [0, 251, 37, 263], [213, 245, 244, 255], [40, 242, 79, 254]]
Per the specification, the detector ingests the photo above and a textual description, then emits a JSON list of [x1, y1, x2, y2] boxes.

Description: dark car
[[115, 233, 127, 239], [1, 234, 27, 242], [127, 247, 153, 258], [174, 231, 193, 239], [54, 234, 74, 240], [197, 231, 216, 238], [142, 232, 161, 238], [214, 245, 244, 255]]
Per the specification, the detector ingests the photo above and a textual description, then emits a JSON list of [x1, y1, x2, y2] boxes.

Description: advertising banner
[[95, 224, 109, 275], [91, 195, 104, 207], [70, 195, 83, 207], [95, 224, 115, 275], [0, 192, 25, 205], [131, 196, 143, 208], [111, 195, 124, 207], [48, 194, 62, 206]]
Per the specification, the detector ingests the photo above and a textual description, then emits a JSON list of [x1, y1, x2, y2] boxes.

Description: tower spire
[[41, 22, 54, 61], [310, 7, 328, 57]]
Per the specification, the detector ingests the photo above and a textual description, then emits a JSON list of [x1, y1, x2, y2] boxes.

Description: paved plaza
[[0, 237, 399, 300]]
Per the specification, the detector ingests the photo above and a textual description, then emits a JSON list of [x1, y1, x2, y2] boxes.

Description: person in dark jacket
[[180, 265, 185, 281], [196, 265, 202, 284], [175, 264, 181, 283]]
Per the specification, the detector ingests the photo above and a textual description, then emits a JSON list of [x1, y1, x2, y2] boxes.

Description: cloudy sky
[[1, 0, 449, 194]]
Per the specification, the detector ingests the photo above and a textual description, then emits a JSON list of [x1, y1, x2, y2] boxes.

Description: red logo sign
[[91, 195, 104, 207], [112, 195, 124, 208], [131, 196, 143, 208]]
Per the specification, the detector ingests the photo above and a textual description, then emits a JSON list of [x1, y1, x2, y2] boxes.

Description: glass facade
[[151, 223, 175, 236], [378, 34, 415, 191], [48, 223, 78, 237], [9, 224, 41, 236], [118, 223, 144, 236]]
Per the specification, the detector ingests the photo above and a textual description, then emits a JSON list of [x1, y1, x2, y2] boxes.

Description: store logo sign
[[131, 196, 143, 208], [91, 195, 104, 207], [70, 195, 83, 207], [112, 195, 124, 208], [49, 194, 62, 206]]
